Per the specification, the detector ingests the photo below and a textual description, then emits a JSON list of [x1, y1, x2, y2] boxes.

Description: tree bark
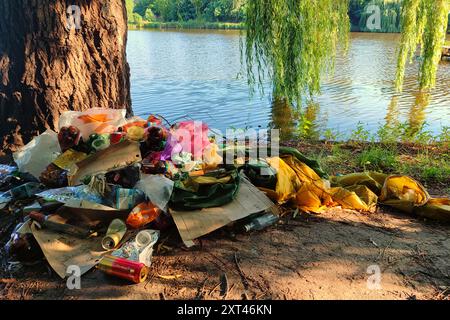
[[0, 0, 132, 153]]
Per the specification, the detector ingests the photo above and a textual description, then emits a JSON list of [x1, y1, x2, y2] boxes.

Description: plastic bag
[[135, 174, 174, 211], [162, 121, 210, 160], [13, 130, 61, 178], [58, 108, 126, 141]]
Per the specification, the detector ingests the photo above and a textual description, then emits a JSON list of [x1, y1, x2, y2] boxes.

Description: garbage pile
[[1, 108, 449, 284]]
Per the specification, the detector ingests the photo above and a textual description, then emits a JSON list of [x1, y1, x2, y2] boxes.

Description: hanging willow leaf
[[244, 0, 350, 105], [244, 0, 450, 104], [395, 0, 449, 91]]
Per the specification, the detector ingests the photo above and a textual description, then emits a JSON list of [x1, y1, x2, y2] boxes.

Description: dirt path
[[1, 207, 449, 300]]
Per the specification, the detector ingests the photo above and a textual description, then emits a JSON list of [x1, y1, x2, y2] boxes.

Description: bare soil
[[1, 206, 449, 300]]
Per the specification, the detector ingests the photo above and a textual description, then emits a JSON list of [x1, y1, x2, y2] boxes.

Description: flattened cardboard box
[[170, 177, 279, 247]]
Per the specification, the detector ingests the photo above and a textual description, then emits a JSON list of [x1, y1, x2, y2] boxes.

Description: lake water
[[127, 29, 450, 140]]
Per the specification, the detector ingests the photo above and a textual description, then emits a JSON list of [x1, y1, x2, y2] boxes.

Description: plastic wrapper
[[0, 172, 39, 192], [88, 133, 111, 151], [36, 185, 104, 204], [126, 202, 162, 229], [0, 192, 12, 209], [6, 227, 44, 264], [58, 108, 127, 141], [202, 143, 223, 169], [111, 229, 159, 267], [105, 187, 146, 210], [13, 130, 61, 178], [10, 182, 46, 200], [120, 116, 147, 132]]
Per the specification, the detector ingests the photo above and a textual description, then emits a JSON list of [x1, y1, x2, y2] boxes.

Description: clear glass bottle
[[244, 213, 279, 232]]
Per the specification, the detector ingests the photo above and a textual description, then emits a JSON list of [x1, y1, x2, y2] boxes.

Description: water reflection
[[385, 95, 400, 128], [270, 97, 296, 141], [127, 30, 450, 138], [408, 91, 430, 136]]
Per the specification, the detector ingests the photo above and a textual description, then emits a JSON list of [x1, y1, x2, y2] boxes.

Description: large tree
[[0, 0, 132, 153]]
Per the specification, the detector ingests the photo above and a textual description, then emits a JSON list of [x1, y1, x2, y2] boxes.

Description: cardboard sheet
[[31, 223, 107, 279], [170, 177, 278, 246], [55, 200, 130, 229], [68, 140, 142, 185]]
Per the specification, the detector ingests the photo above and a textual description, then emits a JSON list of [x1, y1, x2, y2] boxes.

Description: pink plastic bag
[[162, 121, 210, 160]]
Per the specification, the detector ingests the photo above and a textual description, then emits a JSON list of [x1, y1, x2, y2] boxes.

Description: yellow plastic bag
[[331, 172, 388, 194], [379, 175, 430, 214], [414, 198, 450, 222], [263, 157, 301, 204]]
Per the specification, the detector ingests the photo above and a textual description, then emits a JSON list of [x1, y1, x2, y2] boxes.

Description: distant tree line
[[125, 0, 449, 33], [126, 0, 245, 24]]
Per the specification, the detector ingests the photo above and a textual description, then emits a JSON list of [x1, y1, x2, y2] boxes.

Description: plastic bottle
[[243, 213, 279, 232]]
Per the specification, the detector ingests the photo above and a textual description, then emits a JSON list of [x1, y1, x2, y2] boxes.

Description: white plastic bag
[[13, 130, 61, 178], [58, 108, 127, 140], [135, 174, 174, 211]]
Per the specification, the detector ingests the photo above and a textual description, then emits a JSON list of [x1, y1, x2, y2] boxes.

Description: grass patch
[[288, 140, 449, 195], [357, 147, 398, 172], [397, 152, 450, 186]]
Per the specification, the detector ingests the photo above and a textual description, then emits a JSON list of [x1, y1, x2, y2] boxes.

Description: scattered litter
[[1, 107, 448, 289], [97, 255, 148, 284], [102, 219, 127, 250]]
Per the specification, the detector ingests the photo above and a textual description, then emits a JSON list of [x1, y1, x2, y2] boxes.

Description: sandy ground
[[1, 206, 449, 300]]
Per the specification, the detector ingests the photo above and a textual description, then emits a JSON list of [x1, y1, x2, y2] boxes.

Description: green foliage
[[133, 13, 144, 26], [245, 0, 449, 105], [244, 0, 350, 105], [323, 128, 344, 142], [396, 0, 450, 91], [126, 0, 135, 22], [143, 20, 243, 29], [350, 123, 371, 142], [438, 126, 450, 147], [357, 147, 398, 171], [145, 8, 156, 22], [398, 152, 450, 185], [128, 0, 246, 23]]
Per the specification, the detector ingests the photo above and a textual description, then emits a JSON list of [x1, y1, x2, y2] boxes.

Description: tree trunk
[[0, 0, 132, 154]]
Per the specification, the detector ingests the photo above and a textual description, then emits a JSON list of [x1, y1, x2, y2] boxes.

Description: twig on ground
[[220, 273, 229, 299], [234, 252, 250, 290]]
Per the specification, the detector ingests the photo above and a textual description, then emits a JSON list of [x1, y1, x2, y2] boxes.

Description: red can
[[97, 255, 148, 284]]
